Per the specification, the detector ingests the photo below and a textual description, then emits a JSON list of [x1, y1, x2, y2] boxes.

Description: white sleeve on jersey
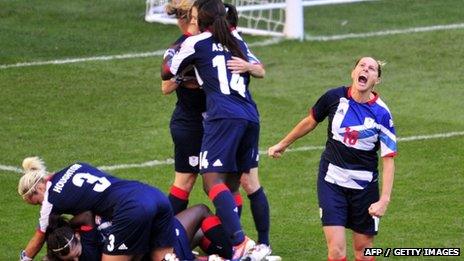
[[38, 182, 54, 233]]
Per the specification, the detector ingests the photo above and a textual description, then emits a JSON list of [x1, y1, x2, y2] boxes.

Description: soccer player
[[161, 2, 270, 259], [45, 213, 106, 261], [167, 0, 265, 259], [18, 156, 177, 261], [160, 2, 268, 230], [161, 0, 206, 215], [45, 205, 237, 261], [268, 57, 397, 261], [224, 4, 272, 259]]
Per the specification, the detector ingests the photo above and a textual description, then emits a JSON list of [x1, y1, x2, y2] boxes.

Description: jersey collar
[[347, 86, 379, 105]]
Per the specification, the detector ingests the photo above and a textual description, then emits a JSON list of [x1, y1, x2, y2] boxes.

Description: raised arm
[[268, 114, 318, 158]]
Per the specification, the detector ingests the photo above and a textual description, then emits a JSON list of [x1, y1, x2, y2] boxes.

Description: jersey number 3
[[72, 173, 111, 192], [213, 55, 246, 98]]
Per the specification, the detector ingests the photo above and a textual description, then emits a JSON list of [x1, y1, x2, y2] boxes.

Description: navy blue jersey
[[170, 31, 260, 123], [78, 226, 104, 261], [311, 86, 397, 189], [162, 34, 206, 131], [38, 163, 161, 233]]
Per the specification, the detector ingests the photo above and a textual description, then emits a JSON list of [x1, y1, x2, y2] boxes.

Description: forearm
[[161, 79, 178, 95], [380, 157, 395, 202], [248, 63, 265, 78], [24, 231, 45, 259], [279, 115, 317, 148]]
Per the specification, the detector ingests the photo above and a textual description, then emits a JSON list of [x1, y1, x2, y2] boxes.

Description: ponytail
[[18, 156, 47, 198], [195, 0, 246, 60]]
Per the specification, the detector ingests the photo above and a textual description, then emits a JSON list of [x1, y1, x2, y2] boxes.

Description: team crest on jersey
[[363, 117, 375, 128], [189, 156, 199, 167]]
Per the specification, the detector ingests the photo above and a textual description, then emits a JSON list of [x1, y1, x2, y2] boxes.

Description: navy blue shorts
[[170, 127, 203, 173], [317, 159, 380, 235], [103, 184, 176, 255], [200, 118, 259, 174], [173, 218, 195, 260]]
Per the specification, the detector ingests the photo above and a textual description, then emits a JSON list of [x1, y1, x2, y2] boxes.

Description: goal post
[[145, 0, 373, 39]]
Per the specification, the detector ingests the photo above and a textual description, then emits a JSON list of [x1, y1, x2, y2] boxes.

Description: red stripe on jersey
[[79, 225, 94, 232], [310, 108, 318, 122]]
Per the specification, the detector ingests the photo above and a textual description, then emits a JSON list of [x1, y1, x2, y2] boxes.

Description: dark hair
[[224, 3, 238, 28], [195, 0, 246, 60], [46, 215, 77, 260]]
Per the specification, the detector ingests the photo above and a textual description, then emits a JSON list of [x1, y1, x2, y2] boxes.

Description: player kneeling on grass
[[45, 205, 247, 261], [18, 156, 177, 261]]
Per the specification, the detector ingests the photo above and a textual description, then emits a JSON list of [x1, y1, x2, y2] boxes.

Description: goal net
[[145, 0, 372, 39]]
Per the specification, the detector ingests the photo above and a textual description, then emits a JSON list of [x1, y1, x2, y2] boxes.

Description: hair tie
[[51, 234, 75, 252]]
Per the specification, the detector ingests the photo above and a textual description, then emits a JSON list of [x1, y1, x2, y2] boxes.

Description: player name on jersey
[[212, 43, 229, 52], [364, 247, 461, 257]]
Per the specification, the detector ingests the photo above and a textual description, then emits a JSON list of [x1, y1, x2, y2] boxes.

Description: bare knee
[[173, 172, 198, 192], [353, 233, 374, 260], [328, 243, 346, 260], [240, 168, 261, 194]]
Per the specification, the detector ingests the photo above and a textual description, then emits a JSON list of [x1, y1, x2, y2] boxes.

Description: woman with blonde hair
[[18, 156, 177, 261], [160, 0, 206, 215]]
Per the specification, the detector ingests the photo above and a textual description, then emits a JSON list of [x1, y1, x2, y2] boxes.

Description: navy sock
[[168, 185, 189, 215], [248, 186, 270, 245], [209, 183, 244, 245], [200, 215, 233, 259]]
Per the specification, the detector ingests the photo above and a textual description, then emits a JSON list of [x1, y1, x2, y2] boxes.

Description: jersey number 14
[[213, 55, 246, 98]]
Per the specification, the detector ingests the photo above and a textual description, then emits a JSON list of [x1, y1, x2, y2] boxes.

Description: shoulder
[[373, 97, 392, 114], [182, 32, 212, 47], [327, 86, 348, 96], [319, 86, 347, 100]]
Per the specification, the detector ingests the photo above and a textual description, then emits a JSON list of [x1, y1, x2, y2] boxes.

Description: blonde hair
[[18, 156, 47, 199], [165, 0, 195, 20]]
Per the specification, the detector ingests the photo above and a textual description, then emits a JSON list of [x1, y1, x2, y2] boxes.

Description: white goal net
[[145, 0, 373, 39]]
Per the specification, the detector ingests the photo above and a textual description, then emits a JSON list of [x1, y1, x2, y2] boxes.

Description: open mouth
[[358, 75, 367, 84]]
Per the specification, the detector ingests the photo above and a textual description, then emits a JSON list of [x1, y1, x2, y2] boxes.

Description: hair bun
[[22, 156, 45, 172]]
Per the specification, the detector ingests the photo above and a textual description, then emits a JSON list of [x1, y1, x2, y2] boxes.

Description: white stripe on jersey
[[331, 97, 350, 142], [194, 66, 203, 86], [39, 182, 54, 233], [170, 32, 212, 75], [324, 163, 373, 190], [331, 97, 397, 153]]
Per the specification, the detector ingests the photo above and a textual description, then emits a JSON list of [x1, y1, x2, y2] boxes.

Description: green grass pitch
[[1, 0, 463, 260]]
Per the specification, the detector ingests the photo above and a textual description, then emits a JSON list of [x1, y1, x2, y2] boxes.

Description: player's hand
[[227, 56, 250, 74], [19, 250, 32, 261], [268, 143, 287, 158], [368, 199, 389, 217]]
